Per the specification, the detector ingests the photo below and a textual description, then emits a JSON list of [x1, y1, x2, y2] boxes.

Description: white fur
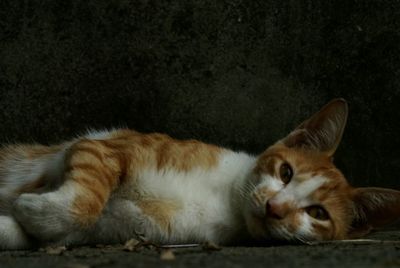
[[84, 129, 119, 140], [272, 175, 327, 207], [107, 151, 257, 244], [295, 213, 314, 238], [13, 180, 78, 240], [0, 216, 31, 249], [259, 174, 285, 192]]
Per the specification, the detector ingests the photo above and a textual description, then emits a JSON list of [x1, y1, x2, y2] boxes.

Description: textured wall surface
[[0, 0, 399, 188]]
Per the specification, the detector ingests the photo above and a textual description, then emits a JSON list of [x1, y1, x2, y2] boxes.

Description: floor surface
[[1, 231, 400, 268]]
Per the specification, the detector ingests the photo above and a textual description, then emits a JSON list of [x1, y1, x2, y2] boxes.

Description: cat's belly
[[62, 198, 143, 245], [64, 162, 250, 246], [63, 196, 241, 246]]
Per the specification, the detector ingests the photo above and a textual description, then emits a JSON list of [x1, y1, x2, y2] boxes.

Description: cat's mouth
[[247, 195, 297, 241], [247, 206, 318, 244], [249, 204, 279, 229]]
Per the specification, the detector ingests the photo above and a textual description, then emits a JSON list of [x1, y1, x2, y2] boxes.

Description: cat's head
[[244, 99, 400, 242]]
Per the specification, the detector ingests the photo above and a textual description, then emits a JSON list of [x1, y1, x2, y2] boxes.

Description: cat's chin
[[244, 212, 299, 242]]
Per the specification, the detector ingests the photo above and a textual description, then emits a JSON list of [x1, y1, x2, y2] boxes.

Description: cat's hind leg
[[0, 215, 32, 249], [13, 139, 125, 241]]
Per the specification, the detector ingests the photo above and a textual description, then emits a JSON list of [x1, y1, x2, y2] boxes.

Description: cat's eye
[[279, 163, 293, 184], [306, 206, 330, 221]]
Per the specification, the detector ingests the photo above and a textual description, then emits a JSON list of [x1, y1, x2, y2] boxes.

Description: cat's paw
[[13, 193, 73, 241], [0, 216, 32, 249]]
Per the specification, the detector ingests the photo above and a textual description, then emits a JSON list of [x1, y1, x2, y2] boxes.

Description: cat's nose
[[266, 200, 289, 220]]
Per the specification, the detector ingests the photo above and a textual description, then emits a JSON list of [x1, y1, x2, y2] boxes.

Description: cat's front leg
[[13, 139, 125, 241], [13, 183, 79, 240]]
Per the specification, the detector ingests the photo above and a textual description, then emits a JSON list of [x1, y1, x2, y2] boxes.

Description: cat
[[0, 98, 399, 250]]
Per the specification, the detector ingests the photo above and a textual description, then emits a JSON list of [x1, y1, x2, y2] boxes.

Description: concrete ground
[[1, 231, 400, 268]]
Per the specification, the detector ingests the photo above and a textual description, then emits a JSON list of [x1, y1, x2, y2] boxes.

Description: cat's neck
[[228, 151, 257, 210], [218, 151, 257, 243]]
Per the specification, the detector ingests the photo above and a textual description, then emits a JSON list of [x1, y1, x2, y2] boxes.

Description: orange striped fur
[[136, 199, 181, 233]]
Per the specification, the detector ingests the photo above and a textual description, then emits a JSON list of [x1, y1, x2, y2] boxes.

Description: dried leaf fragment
[[160, 249, 175, 261], [123, 238, 140, 251]]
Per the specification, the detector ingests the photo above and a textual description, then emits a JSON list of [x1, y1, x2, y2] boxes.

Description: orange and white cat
[[0, 99, 399, 249]]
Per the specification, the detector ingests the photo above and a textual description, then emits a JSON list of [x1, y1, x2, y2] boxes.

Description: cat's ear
[[348, 187, 400, 238], [281, 98, 348, 157]]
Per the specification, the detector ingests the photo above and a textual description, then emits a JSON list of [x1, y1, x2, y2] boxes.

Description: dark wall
[[1, 1, 400, 188]]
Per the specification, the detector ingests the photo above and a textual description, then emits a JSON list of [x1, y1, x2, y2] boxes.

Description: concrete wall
[[1, 0, 400, 188]]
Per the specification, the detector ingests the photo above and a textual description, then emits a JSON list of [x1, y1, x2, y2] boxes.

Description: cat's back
[[0, 128, 231, 206]]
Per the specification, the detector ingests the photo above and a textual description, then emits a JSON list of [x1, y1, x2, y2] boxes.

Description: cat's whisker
[[279, 227, 293, 242], [295, 234, 312, 245], [235, 181, 255, 201]]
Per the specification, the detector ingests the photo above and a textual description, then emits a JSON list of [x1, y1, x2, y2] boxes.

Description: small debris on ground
[[202, 241, 222, 251], [40, 246, 67, 255], [65, 264, 91, 268], [123, 238, 140, 251], [160, 249, 176, 261]]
